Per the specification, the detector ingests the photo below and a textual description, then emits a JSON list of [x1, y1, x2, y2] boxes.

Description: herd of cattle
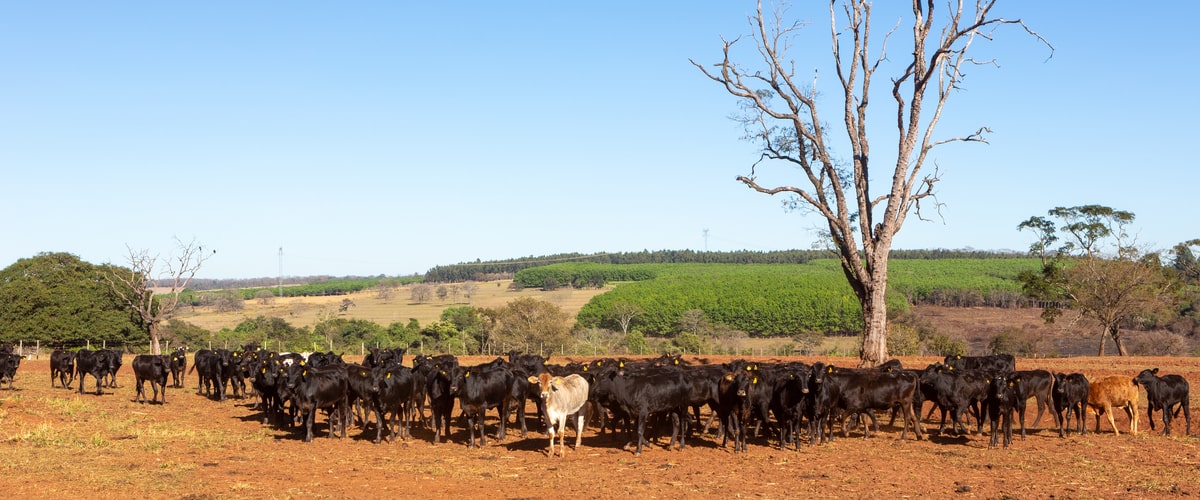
[[3, 344, 1194, 454]]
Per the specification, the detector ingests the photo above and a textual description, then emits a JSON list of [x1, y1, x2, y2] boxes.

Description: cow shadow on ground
[[925, 432, 974, 446]]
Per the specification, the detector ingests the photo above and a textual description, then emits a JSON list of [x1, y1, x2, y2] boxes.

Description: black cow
[[985, 372, 1023, 449], [425, 360, 458, 444], [287, 364, 350, 442], [807, 362, 840, 445], [0, 352, 21, 390], [920, 363, 989, 435], [363, 347, 406, 369], [827, 368, 924, 441], [450, 364, 515, 448], [591, 366, 691, 455], [1014, 369, 1056, 437], [249, 354, 287, 426], [509, 351, 550, 430], [50, 349, 76, 389], [169, 347, 187, 388], [374, 364, 419, 444], [717, 368, 757, 453], [344, 363, 382, 437], [97, 349, 122, 388], [219, 349, 246, 399], [1052, 372, 1089, 437], [1133, 368, 1191, 436], [944, 354, 1016, 372], [132, 354, 170, 404], [74, 349, 112, 395], [191, 349, 229, 400]]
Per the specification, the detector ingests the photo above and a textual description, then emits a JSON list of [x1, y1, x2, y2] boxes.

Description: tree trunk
[[858, 277, 889, 368], [1109, 324, 1129, 356], [149, 321, 161, 355]]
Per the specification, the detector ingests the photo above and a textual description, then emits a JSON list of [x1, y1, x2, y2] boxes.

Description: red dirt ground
[[2, 353, 1198, 499]]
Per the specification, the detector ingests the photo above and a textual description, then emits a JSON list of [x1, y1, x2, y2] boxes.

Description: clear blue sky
[[3, 2, 1196, 279]]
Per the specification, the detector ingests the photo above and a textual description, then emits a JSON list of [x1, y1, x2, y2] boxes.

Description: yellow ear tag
[[302, 370, 307, 376], [619, 361, 624, 368], [582, 365, 588, 371], [673, 359, 679, 365], [827, 366, 833, 373], [746, 366, 751, 371], [361, 371, 367, 377], [948, 366, 954, 371], [300, 360, 306, 366], [724, 374, 734, 381], [387, 373, 392, 379], [752, 377, 758, 384], [465, 371, 470, 378], [1009, 381, 1014, 387]]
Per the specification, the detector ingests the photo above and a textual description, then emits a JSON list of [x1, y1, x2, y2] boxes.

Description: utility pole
[[703, 228, 709, 252], [278, 247, 283, 298]]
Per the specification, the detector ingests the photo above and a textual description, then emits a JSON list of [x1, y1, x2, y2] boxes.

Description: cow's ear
[[1152, 368, 1159, 374], [527, 375, 538, 384]]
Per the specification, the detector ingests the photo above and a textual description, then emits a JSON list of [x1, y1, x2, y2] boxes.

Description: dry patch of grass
[[175, 279, 610, 332]]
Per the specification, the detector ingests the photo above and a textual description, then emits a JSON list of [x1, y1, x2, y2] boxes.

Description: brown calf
[[1086, 375, 1139, 436]]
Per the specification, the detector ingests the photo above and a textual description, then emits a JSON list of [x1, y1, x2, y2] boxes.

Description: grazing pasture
[[0, 355, 1197, 498]]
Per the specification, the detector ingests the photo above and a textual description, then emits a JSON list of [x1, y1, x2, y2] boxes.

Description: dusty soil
[[2, 353, 1198, 500]]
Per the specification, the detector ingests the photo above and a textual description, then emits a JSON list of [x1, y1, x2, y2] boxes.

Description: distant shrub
[[924, 334, 967, 357], [887, 323, 921, 356], [988, 327, 1041, 357], [1128, 331, 1190, 356]]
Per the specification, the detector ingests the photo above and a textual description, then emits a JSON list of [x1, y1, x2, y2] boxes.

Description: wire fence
[[4, 337, 829, 360]]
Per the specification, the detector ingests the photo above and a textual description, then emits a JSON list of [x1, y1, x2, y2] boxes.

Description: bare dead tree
[[103, 238, 213, 354], [692, 0, 1050, 366]]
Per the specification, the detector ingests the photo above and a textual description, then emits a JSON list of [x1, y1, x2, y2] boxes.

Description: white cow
[[527, 372, 590, 456]]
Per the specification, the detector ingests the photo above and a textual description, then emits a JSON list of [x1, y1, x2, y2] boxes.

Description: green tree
[[0, 252, 142, 344], [442, 306, 485, 353], [1018, 206, 1179, 355], [623, 330, 648, 355], [693, 2, 1048, 367]]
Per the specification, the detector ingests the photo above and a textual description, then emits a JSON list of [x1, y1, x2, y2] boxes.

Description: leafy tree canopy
[[0, 252, 144, 345]]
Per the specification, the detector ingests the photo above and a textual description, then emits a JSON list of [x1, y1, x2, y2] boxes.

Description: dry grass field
[[173, 280, 611, 332], [1, 354, 1198, 499]]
